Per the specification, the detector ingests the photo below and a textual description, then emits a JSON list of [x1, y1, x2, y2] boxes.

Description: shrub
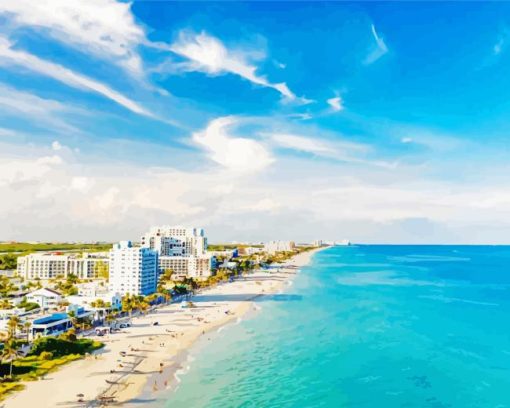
[[39, 351, 53, 360], [22, 302, 40, 312], [28, 337, 103, 357], [59, 329, 77, 342]]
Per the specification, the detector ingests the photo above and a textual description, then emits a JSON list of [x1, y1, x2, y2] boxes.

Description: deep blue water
[[159, 246, 510, 407]]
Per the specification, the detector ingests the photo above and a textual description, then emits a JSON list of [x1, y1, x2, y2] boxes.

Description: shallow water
[[155, 246, 510, 407]]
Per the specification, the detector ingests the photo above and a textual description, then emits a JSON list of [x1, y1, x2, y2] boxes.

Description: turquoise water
[[160, 246, 510, 407]]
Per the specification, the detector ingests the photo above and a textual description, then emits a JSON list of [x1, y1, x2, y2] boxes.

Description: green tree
[[138, 301, 149, 315], [0, 254, 17, 270], [93, 260, 109, 279], [105, 311, 116, 326], [23, 321, 31, 343], [67, 311, 79, 333], [0, 299, 13, 309], [121, 295, 135, 317], [7, 315, 21, 339], [2, 339, 20, 378]]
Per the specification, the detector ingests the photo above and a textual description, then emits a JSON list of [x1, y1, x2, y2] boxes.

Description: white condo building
[[264, 241, 296, 255], [17, 252, 109, 281], [141, 226, 213, 279], [108, 241, 158, 296], [141, 226, 207, 256]]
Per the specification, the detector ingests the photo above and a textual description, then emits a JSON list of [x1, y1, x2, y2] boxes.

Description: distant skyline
[[2, 2, 510, 244]]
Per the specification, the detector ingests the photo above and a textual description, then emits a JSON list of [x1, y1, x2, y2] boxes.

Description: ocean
[[158, 245, 510, 407]]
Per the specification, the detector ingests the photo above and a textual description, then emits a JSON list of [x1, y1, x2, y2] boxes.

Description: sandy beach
[[4, 248, 322, 408]]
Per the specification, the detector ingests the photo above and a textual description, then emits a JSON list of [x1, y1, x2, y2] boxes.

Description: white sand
[[5, 248, 322, 407]]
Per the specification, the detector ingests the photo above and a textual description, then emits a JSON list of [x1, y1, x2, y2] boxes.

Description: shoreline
[[5, 247, 325, 407]]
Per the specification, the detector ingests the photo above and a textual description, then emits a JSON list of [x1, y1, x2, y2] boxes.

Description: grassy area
[[0, 337, 103, 401], [0, 242, 112, 254], [0, 382, 24, 400]]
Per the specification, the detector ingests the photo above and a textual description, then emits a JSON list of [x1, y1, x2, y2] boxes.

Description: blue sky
[[1, 1, 510, 243]]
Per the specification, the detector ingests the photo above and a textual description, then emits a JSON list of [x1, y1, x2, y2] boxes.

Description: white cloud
[[0, 0, 145, 76], [327, 96, 344, 112], [0, 83, 82, 133], [0, 128, 17, 137], [365, 24, 388, 64], [270, 132, 396, 169], [192, 117, 274, 173], [247, 198, 281, 212], [0, 153, 63, 187], [494, 38, 504, 55], [287, 113, 313, 121], [167, 31, 298, 101], [0, 37, 153, 117], [70, 176, 92, 192], [51, 141, 63, 151], [2, 139, 510, 244], [401, 137, 413, 144], [271, 133, 336, 156]]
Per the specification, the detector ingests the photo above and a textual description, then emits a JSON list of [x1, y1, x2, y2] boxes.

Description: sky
[[1, 1, 510, 244]]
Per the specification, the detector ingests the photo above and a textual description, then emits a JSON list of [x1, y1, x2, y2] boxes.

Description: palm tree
[[57, 299, 70, 311], [121, 295, 134, 317], [2, 339, 20, 378], [105, 311, 116, 326], [138, 301, 149, 316], [95, 298, 106, 309], [7, 315, 21, 339], [22, 321, 31, 343], [67, 311, 79, 332], [0, 299, 13, 310]]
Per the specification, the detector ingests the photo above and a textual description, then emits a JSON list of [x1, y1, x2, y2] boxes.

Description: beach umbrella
[[76, 393, 84, 397]]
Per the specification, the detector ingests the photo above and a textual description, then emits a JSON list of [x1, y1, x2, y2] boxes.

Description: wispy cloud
[[0, 0, 145, 76], [0, 37, 153, 118], [365, 24, 388, 64], [192, 116, 274, 173], [268, 132, 394, 168], [157, 31, 301, 102], [271, 133, 337, 156], [327, 95, 344, 112], [0, 82, 81, 133], [492, 29, 510, 57], [493, 37, 504, 55]]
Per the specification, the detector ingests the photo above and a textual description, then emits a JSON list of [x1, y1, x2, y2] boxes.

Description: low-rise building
[[67, 292, 121, 311], [239, 246, 264, 256], [159, 255, 213, 279], [208, 248, 238, 259], [264, 241, 296, 255], [75, 281, 109, 297], [31, 307, 93, 339], [17, 252, 109, 281], [26, 288, 63, 310]]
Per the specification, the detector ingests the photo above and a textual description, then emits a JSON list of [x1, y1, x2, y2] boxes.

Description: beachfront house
[[26, 288, 63, 310], [31, 307, 93, 339]]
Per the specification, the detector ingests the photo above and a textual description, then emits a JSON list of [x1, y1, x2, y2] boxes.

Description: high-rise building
[[108, 241, 158, 296], [141, 226, 207, 256], [141, 226, 212, 279]]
